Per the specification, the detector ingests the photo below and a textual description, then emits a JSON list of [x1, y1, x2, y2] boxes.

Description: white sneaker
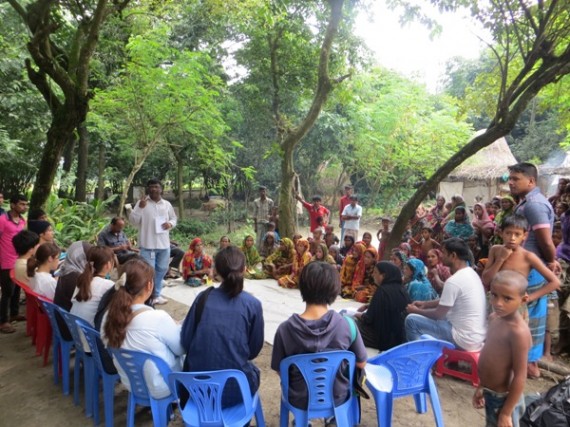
[[153, 296, 168, 305]]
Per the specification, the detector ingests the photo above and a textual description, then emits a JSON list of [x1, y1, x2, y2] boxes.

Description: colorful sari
[[241, 235, 264, 279], [472, 202, 495, 253], [426, 249, 451, 295], [309, 243, 336, 265], [259, 231, 279, 258], [405, 258, 438, 302], [264, 237, 295, 280], [182, 238, 213, 286], [426, 199, 447, 242], [340, 243, 366, 298], [353, 247, 379, 303], [278, 239, 312, 289]]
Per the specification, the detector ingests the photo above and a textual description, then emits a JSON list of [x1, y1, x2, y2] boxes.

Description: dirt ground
[[0, 296, 559, 427]]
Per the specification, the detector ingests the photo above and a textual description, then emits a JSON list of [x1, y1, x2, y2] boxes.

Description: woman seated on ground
[[70, 246, 115, 326], [443, 206, 474, 240], [27, 243, 61, 300], [215, 235, 231, 256], [339, 235, 355, 257], [54, 241, 92, 311], [352, 247, 379, 303], [102, 258, 184, 399], [272, 262, 367, 412], [355, 261, 411, 351], [310, 242, 336, 265], [181, 247, 264, 407], [328, 244, 344, 271], [263, 237, 295, 280], [390, 249, 407, 277], [360, 231, 373, 249], [182, 238, 213, 287], [425, 248, 451, 295], [259, 231, 279, 258], [340, 242, 366, 299], [403, 258, 438, 302], [471, 202, 495, 257], [241, 235, 264, 279], [278, 238, 312, 289]]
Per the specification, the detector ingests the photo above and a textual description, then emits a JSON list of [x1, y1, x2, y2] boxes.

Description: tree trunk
[[30, 107, 82, 211], [176, 156, 184, 220], [58, 132, 77, 198], [97, 142, 106, 200], [75, 121, 89, 202], [279, 145, 297, 238]]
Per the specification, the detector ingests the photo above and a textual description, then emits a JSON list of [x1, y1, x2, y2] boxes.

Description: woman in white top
[[102, 258, 183, 398], [70, 246, 115, 326], [27, 243, 60, 300]]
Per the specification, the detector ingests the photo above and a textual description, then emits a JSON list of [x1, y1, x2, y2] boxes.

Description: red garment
[[300, 201, 330, 232], [339, 195, 351, 218]]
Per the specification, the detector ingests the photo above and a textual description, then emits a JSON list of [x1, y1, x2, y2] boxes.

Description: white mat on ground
[[161, 278, 362, 346]]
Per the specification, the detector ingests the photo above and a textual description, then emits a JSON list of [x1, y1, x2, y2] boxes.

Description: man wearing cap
[[295, 193, 331, 233], [253, 186, 274, 250], [339, 185, 353, 242], [341, 194, 362, 242]]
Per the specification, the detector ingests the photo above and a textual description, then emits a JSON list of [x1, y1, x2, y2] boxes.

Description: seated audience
[[241, 234, 264, 279], [360, 231, 373, 249], [165, 241, 185, 279], [328, 244, 344, 271], [215, 236, 231, 256], [340, 242, 366, 299], [182, 238, 213, 287], [390, 250, 407, 276], [472, 202, 495, 257], [12, 230, 40, 285], [54, 241, 92, 311], [97, 217, 137, 264], [405, 238, 487, 351], [278, 238, 311, 289], [353, 247, 379, 303], [355, 261, 411, 350], [28, 220, 55, 245], [27, 243, 61, 300], [340, 235, 355, 257], [323, 224, 339, 249], [310, 228, 325, 255], [271, 262, 367, 410], [263, 238, 295, 280], [181, 247, 264, 407], [443, 206, 474, 240], [102, 258, 184, 398], [425, 248, 451, 295], [71, 246, 115, 326], [404, 258, 438, 302], [259, 231, 279, 258], [310, 242, 336, 265]]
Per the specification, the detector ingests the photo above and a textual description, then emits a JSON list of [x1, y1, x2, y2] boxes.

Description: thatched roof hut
[[438, 132, 517, 205]]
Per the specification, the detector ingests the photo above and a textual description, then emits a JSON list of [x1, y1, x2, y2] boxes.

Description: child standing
[[482, 214, 560, 378], [473, 270, 531, 427], [376, 217, 392, 260], [411, 226, 441, 263], [323, 225, 339, 249]]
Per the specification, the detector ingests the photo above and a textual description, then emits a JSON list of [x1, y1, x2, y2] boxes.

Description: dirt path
[[0, 297, 557, 427]]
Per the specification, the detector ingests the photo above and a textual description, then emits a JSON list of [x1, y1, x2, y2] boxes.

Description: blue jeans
[[140, 248, 170, 297], [405, 313, 455, 343], [484, 388, 525, 427]]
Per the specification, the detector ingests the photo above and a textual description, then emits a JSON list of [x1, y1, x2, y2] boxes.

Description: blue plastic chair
[[58, 309, 95, 416], [38, 299, 75, 395], [279, 350, 360, 427], [365, 336, 454, 427], [108, 348, 176, 427], [168, 370, 266, 427], [76, 320, 120, 427]]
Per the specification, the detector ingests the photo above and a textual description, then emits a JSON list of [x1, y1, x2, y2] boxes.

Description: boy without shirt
[[473, 271, 531, 427], [482, 214, 560, 378]]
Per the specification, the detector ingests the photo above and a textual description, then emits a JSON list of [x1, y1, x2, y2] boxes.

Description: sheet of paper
[[155, 216, 168, 234]]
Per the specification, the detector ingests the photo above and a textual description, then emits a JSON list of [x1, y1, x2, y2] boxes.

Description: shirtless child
[[482, 214, 560, 378], [473, 271, 531, 427]]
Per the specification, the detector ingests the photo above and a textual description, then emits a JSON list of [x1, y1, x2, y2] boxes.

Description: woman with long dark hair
[[180, 246, 264, 407]]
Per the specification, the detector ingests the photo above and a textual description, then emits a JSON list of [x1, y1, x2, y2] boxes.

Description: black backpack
[[520, 376, 570, 427]]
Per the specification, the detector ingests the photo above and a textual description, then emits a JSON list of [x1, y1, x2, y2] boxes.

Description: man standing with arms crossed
[[253, 186, 274, 250], [508, 162, 560, 377], [129, 179, 177, 305], [341, 194, 362, 242]]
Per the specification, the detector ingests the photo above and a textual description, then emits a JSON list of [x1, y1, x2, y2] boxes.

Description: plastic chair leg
[[102, 374, 118, 427], [413, 392, 427, 414], [73, 352, 84, 406], [92, 372, 101, 426], [52, 338, 60, 385], [126, 394, 136, 427], [351, 395, 361, 425], [254, 399, 266, 427], [150, 398, 171, 427], [279, 401, 289, 427], [376, 392, 393, 427], [84, 357, 95, 418], [428, 375, 445, 427], [61, 342, 73, 395]]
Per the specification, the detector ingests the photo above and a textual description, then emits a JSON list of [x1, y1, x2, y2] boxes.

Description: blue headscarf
[[406, 258, 437, 302]]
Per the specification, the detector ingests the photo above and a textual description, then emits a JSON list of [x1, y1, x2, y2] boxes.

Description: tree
[[6, 0, 131, 211], [384, 0, 570, 257], [90, 26, 227, 216]]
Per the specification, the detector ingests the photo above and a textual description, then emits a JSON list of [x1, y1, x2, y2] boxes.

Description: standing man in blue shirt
[[509, 162, 560, 377], [129, 179, 177, 305]]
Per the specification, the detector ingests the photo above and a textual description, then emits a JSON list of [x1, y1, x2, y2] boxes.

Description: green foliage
[[43, 195, 117, 247], [170, 218, 217, 243]]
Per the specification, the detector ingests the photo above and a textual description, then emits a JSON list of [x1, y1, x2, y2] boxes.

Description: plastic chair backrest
[[168, 370, 254, 424], [368, 337, 453, 396], [279, 350, 355, 413], [76, 320, 116, 375], [39, 298, 68, 343], [57, 308, 90, 353], [108, 348, 173, 402]]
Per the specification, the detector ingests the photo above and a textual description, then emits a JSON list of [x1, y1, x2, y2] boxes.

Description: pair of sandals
[[0, 323, 16, 334]]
